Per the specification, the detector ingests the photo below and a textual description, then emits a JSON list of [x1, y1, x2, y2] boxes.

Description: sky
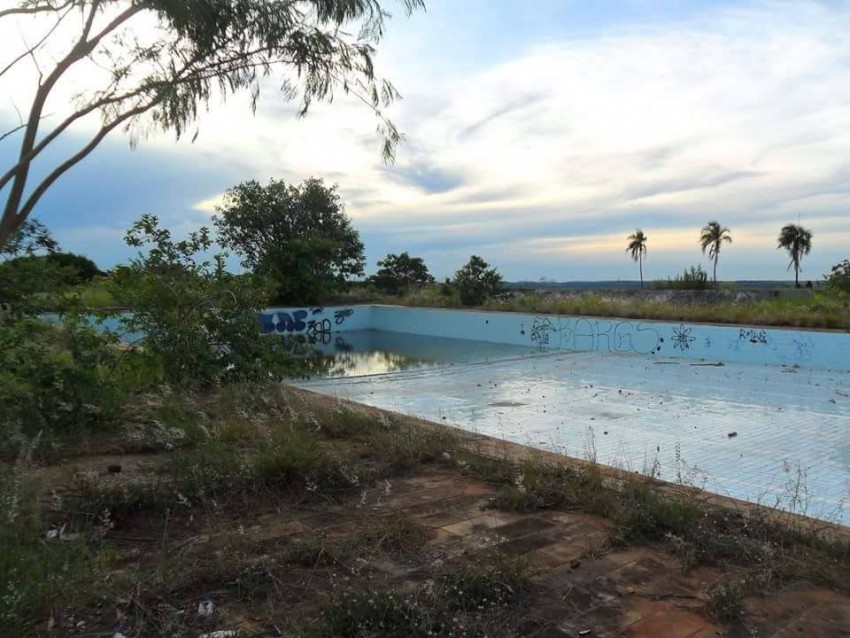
[[2, 0, 850, 282]]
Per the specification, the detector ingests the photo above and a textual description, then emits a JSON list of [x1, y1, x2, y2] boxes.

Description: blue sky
[[2, 0, 849, 281]]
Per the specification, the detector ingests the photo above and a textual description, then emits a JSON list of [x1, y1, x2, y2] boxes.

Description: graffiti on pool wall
[[793, 338, 814, 361], [739, 328, 769, 345], [259, 308, 353, 335], [260, 309, 309, 334], [529, 316, 662, 354], [672, 324, 695, 351], [334, 308, 354, 325], [307, 318, 332, 340]]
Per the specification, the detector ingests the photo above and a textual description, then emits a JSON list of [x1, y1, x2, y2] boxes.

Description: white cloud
[[3, 0, 850, 279]]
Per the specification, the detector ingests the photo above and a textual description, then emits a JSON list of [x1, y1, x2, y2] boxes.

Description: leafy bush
[[654, 264, 712, 291], [453, 255, 503, 306], [110, 215, 291, 387], [824, 259, 850, 295], [0, 314, 125, 443]]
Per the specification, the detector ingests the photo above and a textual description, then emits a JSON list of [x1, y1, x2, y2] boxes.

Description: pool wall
[[259, 305, 850, 371]]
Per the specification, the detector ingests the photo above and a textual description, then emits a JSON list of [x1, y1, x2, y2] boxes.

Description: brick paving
[[285, 469, 849, 637]]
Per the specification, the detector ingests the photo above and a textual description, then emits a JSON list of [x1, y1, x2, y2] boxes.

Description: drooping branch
[[0, 3, 74, 78], [16, 101, 155, 223], [0, 0, 74, 21], [0, 0, 423, 248]]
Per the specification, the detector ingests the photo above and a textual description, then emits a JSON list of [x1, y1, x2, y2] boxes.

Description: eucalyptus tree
[[626, 229, 648, 289], [0, 0, 424, 248], [699, 221, 732, 284], [777, 223, 813, 288]]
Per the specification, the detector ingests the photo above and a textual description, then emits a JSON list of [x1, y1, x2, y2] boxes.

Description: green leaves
[[369, 252, 434, 295], [453, 255, 503, 306], [111, 215, 284, 387], [214, 177, 365, 304]]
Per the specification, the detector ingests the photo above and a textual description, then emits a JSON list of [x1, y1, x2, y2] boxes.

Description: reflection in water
[[275, 329, 537, 378]]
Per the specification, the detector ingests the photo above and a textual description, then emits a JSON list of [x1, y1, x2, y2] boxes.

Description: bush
[[454, 256, 503, 306], [654, 264, 712, 291], [0, 314, 125, 443], [109, 215, 292, 387], [824, 260, 850, 295]]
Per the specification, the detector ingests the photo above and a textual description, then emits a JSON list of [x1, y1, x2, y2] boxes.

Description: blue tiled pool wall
[[259, 305, 850, 371]]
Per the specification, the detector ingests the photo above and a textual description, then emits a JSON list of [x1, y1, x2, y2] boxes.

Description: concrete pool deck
[[299, 350, 850, 525]]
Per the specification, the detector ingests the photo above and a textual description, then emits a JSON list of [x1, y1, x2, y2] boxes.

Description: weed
[[360, 514, 430, 552], [438, 555, 530, 612], [707, 581, 747, 624]]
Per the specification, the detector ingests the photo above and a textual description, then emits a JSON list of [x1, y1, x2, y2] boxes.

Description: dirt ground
[[34, 449, 850, 638]]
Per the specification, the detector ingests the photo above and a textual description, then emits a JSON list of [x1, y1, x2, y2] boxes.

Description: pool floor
[[298, 349, 850, 525]]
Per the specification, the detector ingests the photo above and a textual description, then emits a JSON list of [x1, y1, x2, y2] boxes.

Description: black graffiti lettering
[[739, 328, 768, 345], [334, 308, 354, 325], [574, 318, 595, 351], [530, 316, 557, 347], [595, 321, 612, 352], [634, 323, 662, 354], [307, 318, 332, 339], [613, 322, 633, 353]]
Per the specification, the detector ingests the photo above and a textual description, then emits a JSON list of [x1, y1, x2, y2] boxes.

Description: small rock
[[728, 432, 738, 438], [107, 464, 122, 474], [198, 599, 214, 616], [440, 452, 452, 461], [570, 559, 581, 569], [579, 630, 592, 637]]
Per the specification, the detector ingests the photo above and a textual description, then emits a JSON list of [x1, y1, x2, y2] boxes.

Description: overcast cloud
[[1, 0, 849, 281]]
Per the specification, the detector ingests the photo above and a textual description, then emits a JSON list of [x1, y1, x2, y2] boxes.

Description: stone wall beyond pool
[[259, 305, 850, 371]]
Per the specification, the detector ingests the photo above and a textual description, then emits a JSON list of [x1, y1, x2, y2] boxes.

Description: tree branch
[[0, 0, 74, 21], [16, 100, 155, 222], [0, 3, 73, 78]]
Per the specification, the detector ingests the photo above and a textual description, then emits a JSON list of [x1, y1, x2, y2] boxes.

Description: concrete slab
[[298, 351, 850, 525]]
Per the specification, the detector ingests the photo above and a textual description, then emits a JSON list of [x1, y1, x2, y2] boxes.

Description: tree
[[777, 224, 813, 288], [699, 220, 732, 284], [453, 255, 503, 306], [369, 251, 434, 294], [626, 229, 648, 289], [215, 177, 365, 304], [0, 0, 424, 249]]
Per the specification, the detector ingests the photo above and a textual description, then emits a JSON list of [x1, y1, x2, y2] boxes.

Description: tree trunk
[[713, 258, 718, 284], [639, 256, 643, 290]]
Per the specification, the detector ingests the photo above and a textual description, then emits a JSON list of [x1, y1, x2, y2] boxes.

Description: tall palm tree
[[699, 221, 732, 284], [777, 223, 813, 288], [626, 229, 648, 289]]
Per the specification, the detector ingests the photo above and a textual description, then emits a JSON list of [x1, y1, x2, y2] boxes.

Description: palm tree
[[626, 229, 648, 289], [699, 221, 732, 284], [777, 223, 813, 288]]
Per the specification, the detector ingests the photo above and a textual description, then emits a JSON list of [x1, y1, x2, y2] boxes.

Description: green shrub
[[654, 264, 712, 290], [453, 256, 503, 306], [824, 259, 850, 295], [109, 215, 291, 387], [0, 314, 125, 443]]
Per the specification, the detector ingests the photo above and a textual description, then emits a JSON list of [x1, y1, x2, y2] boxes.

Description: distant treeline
[[506, 280, 800, 291]]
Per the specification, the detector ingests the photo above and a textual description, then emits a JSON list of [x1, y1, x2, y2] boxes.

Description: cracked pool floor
[[298, 350, 850, 525]]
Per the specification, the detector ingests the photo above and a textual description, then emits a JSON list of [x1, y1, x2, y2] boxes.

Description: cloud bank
[[2, 0, 849, 280]]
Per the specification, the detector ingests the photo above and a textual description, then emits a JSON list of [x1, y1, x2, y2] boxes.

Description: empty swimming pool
[[276, 304, 850, 524]]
